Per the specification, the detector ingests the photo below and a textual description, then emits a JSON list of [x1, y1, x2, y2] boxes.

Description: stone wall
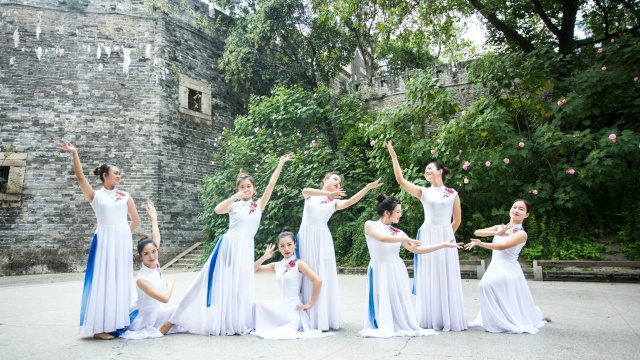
[[0, 0, 243, 275]]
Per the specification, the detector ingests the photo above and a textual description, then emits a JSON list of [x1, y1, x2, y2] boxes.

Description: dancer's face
[[236, 179, 255, 201], [103, 166, 121, 187], [139, 243, 158, 269], [322, 174, 341, 191], [387, 204, 402, 224], [278, 236, 296, 259], [510, 201, 530, 222], [423, 163, 441, 183]]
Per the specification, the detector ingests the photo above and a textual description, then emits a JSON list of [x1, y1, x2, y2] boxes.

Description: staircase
[[162, 242, 205, 271]]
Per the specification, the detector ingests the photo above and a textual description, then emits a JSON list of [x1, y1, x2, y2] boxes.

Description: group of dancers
[[59, 138, 548, 341]]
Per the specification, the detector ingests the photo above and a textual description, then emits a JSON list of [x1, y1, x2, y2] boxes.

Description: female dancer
[[386, 141, 466, 331], [361, 194, 461, 338], [161, 153, 293, 336], [465, 199, 548, 334], [252, 228, 331, 340], [297, 173, 382, 330], [121, 201, 178, 339], [59, 140, 140, 340]]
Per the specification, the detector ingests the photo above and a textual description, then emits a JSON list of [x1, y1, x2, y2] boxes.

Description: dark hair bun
[[138, 234, 151, 243], [376, 194, 386, 203], [93, 167, 102, 176], [282, 226, 291, 232]]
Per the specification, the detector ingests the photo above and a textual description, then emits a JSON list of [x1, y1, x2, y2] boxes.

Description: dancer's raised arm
[[364, 220, 420, 245], [258, 153, 294, 210], [386, 141, 422, 199], [335, 178, 383, 210], [58, 140, 95, 202], [254, 243, 276, 273]]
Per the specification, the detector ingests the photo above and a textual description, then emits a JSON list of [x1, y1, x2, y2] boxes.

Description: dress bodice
[[420, 186, 457, 226], [91, 187, 130, 227], [300, 196, 337, 227], [227, 200, 262, 236], [365, 221, 403, 263], [274, 256, 303, 299], [491, 225, 527, 262], [134, 261, 164, 309]]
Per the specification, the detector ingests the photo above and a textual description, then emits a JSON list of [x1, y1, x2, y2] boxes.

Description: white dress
[[80, 187, 133, 335], [168, 200, 260, 335], [414, 185, 467, 331], [468, 225, 547, 334], [120, 261, 177, 339], [297, 195, 341, 330], [253, 256, 332, 340], [360, 221, 438, 338]]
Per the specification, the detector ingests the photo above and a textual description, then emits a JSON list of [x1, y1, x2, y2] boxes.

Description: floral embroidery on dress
[[283, 259, 297, 273], [156, 262, 162, 278], [249, 201, 258, 214], [442, 187, 456, 198], [114, 190, 127, 202], [320, 196, 334, 204], [506, 226, 523, 236], [389, 226, 401, 235]]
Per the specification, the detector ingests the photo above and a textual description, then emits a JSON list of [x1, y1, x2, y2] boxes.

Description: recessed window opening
[[0, 166, 9, 193], [188, 88, 202, 112]]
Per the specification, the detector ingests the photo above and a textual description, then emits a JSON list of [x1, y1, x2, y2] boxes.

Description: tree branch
[[529, 0, 561, 37], [466, 0, 535, 53]]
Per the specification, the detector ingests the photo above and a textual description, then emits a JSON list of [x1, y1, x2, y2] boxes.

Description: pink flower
[[485, 161, 491, 167], [611, 38, 615, 43], [602, 66, 607, 71], [370, 140, 376, 146], [459, 149, 463, 153], [455, 157, 460, 162], [462, 161, 470, 171], [566, 168, 575, 175], [437, 139, 441, 144], [359, 123, 364, 128], [463, 178, 469, 184], [311, 139, 316, 146], [635, 77, 638, 81], [532, 190, 539, 195], [430, 149, 436, 155], [562, 99, 567, 105], [519, 142, 525, 148], [557, 100, 563, 106], [503, 158, 510, 164], [597, 48, 603, 53], [609, 133, 617, 143], [461, 110, 467, 116], [297, 132, 302, 138]]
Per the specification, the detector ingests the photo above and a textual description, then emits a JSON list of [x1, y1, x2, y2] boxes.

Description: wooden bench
[[533, 260, 640, 281]]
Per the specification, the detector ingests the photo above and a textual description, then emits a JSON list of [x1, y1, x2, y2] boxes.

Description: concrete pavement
[[0, 271, 638, 360]]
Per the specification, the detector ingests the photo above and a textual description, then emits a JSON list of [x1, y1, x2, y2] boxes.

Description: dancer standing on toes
[[252, 228, 333, 340], [161, 153, 294, 336], [361, 194, 462, 338], [465, 199, 548, 334], [386, 141, 467, 331], [297, 173, 383, 330], [59, 140, 140, 340], [121, 201, 180, 339]]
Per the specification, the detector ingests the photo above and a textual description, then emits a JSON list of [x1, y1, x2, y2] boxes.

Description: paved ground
[[0, 271, 638, 360]]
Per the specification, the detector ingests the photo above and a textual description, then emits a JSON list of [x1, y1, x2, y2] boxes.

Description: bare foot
[[545, 315, 552, 322], [159, 321, 173, 335], [93, 332, 114, 340]]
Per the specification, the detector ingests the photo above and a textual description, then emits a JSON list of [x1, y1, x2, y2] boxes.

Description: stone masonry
[[0, 0, 244, 275]]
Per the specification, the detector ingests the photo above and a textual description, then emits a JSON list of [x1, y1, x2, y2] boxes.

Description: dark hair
[[376, 194, 401, 217], [137, 235, 157, 255], [321, 172, 341, 188], [278, 226, 295, 244], [235, 170, 255, 188], [513, 199, 532, 213], [93, 163, 115, 182], [428, 161, 450, 183]]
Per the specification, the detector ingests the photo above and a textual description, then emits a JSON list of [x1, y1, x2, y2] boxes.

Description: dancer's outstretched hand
[[443, 239, 463, 249], [279, 153, 294, 164], [386, 141, 397, 158], [146, 201, 157, 218], [465, 239, 482, 250], [329, 189, 347, 198], [366, 178, 384, 190], [263, 243, 275, 258], [233, 188, 253, 200], [58, 140, 77, 153]]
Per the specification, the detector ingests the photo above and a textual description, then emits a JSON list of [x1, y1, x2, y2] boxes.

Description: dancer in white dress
[[121, 201, 178, 340], [252, 228, 333, 340], [297, 173, 383, 330], [386, 141, 466, 331], [361, 194, 462, 338], [59, 140, 140, 340], [160, 153, 293, 336], [465, 199, 549, 334]]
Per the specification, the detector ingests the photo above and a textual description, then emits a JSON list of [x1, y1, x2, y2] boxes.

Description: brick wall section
[[0, 0, 243, 275]]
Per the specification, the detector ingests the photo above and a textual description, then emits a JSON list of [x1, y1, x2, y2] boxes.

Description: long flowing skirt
[[168, 233, 254, 335], [253, 297, 334, 340], [361, 261, 438, 338], [297, 224, 341, 330], [414, 224, 467, 331], [80, 228, 133, 335], [468, 258, 546, 334]]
